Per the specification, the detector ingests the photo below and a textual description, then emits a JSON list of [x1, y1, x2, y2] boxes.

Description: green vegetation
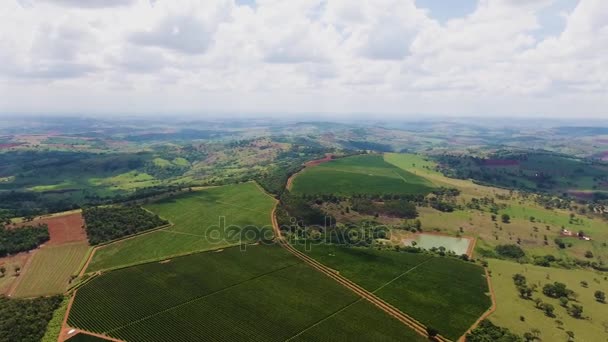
[[496, 244, 526, 259], [467, 320, 523, 342], [295, 243, 491, 340], [82, 206, 168, 245], [12, 242, 90, 297], [0, 295, 63, 342], [69, 244, 423, 342], [435, 151, 608, 195], [86, 182, 276, 271], [291, 154, 435, 196], [489, 259, 608, 342], [0, 224, 49, 257], [41, 297, 69, 342]]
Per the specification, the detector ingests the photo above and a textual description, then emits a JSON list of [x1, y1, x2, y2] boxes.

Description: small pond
[[403, 233, 472, 256]]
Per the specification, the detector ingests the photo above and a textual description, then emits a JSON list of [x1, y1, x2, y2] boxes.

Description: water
[[403, 233, 471, 255]]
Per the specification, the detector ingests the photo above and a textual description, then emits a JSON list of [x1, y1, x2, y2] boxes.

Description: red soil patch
[[304, 154, 334, 167], [483, 159, 520, 167], [12, 212, 87, 246]]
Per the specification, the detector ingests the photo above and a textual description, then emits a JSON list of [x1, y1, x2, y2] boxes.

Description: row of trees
[[83, 206, 168, 245], [0, 224, 49, 257]]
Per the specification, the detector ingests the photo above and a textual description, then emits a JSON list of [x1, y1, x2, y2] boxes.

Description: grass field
[[69, 244, 424, 342], [13, 242, 90, 297], [489, 258, 608, 342], [290, 154, 435, 195], [86, 182, 276, 272], [383, 153, 608, 262], [384, 153, 508, 200], [295, 243, 491, 340]]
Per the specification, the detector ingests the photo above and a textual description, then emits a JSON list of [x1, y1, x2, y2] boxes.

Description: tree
[[0, 266, 5, 277], [541, 303, 555, 317], [496, 244, 525, 259], [518, 285, 532, 299], [584, 250, 594, 258], [523, 332, 535, 342], [491, 214, 497, 221], [566, 331, 575, 342], [568, 304, 583, 318], [501, 214, 511, 223], [594, 290, 606, 303], [543, 282, 572, 299], [426, 326, 438, 338], [513, 273, 527, 286], [559, 297, 569, 307]]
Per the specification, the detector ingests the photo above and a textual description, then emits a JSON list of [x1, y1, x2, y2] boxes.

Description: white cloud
[[0, 0, 606, 117]]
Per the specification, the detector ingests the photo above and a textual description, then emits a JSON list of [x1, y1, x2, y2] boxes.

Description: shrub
[[495, 244, 525, 259]]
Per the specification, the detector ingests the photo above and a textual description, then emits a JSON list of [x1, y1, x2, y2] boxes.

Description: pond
[[403, 233, 472, 256]]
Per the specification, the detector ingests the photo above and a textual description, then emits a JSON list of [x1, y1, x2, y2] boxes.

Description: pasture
[[290, 154, 435, 195], [489, 259, 608, 342], [296, 243, 492, 340], [12, 242, 89, 297], [86, 182, 276, 272], [69, 244, 424, 342]]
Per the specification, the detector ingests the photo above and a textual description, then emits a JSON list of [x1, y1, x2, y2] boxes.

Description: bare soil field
[[13, 212, 87, 245]]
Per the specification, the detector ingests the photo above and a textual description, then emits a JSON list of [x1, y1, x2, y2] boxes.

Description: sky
[[0, 0, 606, 118]]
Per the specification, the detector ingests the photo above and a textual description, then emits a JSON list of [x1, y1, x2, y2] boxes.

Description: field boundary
[[77, 223, 172, 276], [458, 267, 497, 341], [264, 188, 450, 341], [6, 249, 36, 297], [285, 298, 363, 341], [372, 257, 434, 294], [100, 261, 303, 336]]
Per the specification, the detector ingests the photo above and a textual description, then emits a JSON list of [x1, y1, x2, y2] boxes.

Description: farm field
[[295, 243, 491, 340], [290, 154, 435, 195], [383, 153, 608, 262], [12, 211, 87, 245], [12, 242, 89, 297], [86, 182, 276, 271], [384, 153, 509, 199], [0, 252, 30, 294], [68, 244, 424, 342], [489, 258, 608, 342]]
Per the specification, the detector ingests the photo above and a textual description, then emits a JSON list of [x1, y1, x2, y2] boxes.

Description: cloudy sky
[[0, 0, 606, 118]]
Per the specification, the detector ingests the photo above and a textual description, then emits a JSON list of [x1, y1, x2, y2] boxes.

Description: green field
[[69, 244, 425, 342], [489, 258, 608, 342], [86, 182, 276, 272], [290, 154, 435, 195], [295, 243, 492, 340], [13, 242, 90, 297]]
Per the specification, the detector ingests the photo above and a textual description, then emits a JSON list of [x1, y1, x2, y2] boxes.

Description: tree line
[[83, 206, 168, 245], [0, 224, 49, 257]]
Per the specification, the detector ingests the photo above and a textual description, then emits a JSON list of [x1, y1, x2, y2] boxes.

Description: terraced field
[[69, 244, 425, 342], [86, 182, 275, 272], [295, 243, 492, 340], [290, 154, 435, 195]]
